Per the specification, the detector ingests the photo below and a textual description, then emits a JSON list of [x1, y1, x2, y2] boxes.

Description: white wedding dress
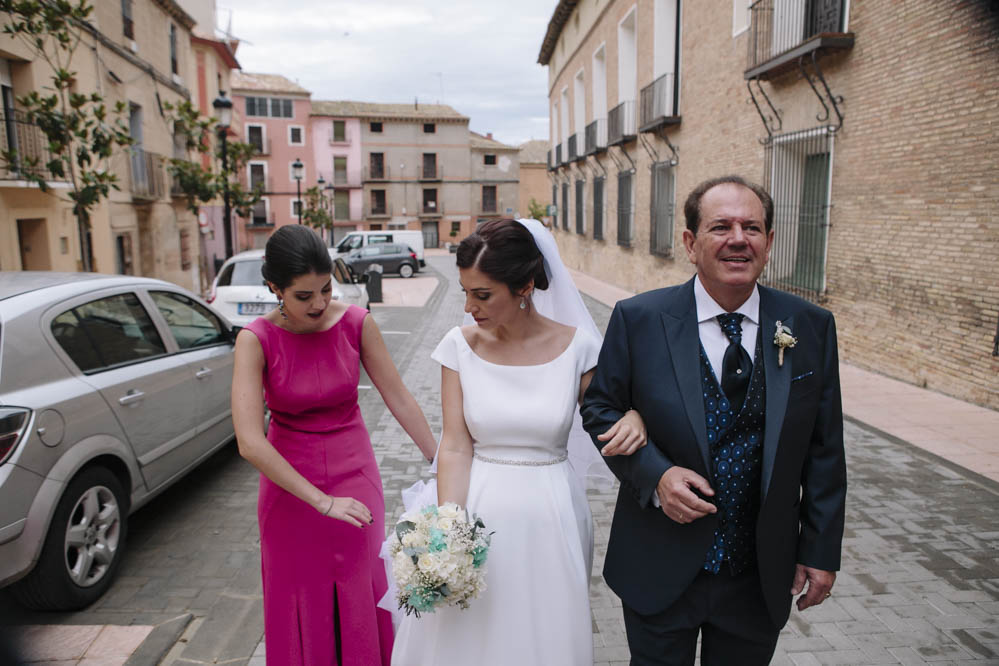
[[389, 325, 600, 666]]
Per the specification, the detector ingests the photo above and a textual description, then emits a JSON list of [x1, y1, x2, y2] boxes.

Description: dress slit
[[333, 583, 343, 665]]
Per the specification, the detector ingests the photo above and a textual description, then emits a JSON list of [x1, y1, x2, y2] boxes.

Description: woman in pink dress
[[232, 225, 436, 665]]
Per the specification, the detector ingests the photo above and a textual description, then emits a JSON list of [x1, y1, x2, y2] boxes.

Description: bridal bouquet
[[388, 502, 492, 617]]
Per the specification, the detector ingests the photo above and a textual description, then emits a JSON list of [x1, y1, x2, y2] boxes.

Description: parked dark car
[[0, 272, 238, 610], [345, 243, 420, 278]]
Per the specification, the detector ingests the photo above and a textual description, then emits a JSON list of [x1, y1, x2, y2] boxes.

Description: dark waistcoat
[[699, 332, 766, 575]]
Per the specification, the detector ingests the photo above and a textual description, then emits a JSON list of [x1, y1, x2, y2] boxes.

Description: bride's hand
[[319, 495, 373, 527], [597, 409, 647, 456]]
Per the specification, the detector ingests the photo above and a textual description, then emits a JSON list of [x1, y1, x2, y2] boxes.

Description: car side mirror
[[229, 325, 243, 343]]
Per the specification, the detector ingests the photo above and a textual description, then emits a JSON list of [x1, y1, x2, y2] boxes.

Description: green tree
[[300, 185, 332, 231], [1, 0, 134, 271], [162, 100, 261, 225], [527, 197, 547, 221]]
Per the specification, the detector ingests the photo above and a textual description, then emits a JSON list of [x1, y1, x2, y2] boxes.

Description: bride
[[390, 219, 646, 665]]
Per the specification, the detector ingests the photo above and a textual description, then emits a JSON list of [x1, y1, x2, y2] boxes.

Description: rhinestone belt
[[473, 452, 568, 467]]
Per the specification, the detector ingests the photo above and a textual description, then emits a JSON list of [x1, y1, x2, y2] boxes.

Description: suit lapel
[[661, 279, 712, 476], [760, 286, 792, 503]]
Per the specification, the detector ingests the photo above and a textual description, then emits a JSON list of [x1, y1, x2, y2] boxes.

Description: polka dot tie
[[717, 313, 752, 413]]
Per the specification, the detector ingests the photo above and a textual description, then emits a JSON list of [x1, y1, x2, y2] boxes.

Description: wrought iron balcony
[[420, 161, 443, 181], [640, 73, 680, 132], [244, 174, 273, 193], [420, 201, 444, 217], [478, 199, 498, 214], [333, 171, 361, 187], [249, 137, 271, 156], [585, 118, 607, 155], [567, 133, 578, 162], [547, 149, 554, 172], [608, 101, 637, 146], [247, 211, 276, 228], [0, 111, 70, 183], [555, 143, 563, 166], [366, 202, 391, 218], [745, 0, 853, 80], [363, 164, 390, 181], [129, 149, 166, 201]]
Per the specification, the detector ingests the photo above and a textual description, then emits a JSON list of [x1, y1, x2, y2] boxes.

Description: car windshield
[[228, 259, 265, 287]]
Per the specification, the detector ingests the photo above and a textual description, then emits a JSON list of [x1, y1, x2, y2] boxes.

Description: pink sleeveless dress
[[246, 306, 392, 665]]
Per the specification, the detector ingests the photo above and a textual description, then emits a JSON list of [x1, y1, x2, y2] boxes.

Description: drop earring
[[519, 297, 527, 310], [279, 300, 287, 319]]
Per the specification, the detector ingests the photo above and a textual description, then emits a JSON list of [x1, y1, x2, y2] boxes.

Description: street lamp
[[292, 158, 304, 224], [324, 180, 335, 246], [212, 91, 234, 259]]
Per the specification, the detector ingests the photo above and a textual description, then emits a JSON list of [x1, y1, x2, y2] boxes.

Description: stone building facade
[[1, 0, 205, 292], [540, 0, 998, 409]]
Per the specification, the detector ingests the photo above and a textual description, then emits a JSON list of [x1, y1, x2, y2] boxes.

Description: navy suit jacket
[[581, 277, 847, 627]]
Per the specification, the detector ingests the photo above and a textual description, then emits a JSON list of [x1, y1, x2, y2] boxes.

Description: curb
[[124, 613, 192, 666], [844, 414, 999, 495]]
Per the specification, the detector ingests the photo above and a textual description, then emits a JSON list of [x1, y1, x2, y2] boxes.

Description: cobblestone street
[[2, 252, 997, 665]]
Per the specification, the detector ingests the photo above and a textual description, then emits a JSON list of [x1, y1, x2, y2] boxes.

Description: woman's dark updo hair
[[455, 219, 549, 293], [261, 224, 333, 290]]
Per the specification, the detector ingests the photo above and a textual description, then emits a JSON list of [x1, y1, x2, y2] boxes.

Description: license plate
[[238, 302, 274, 315]]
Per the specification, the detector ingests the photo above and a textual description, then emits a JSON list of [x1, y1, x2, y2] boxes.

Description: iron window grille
[[617, 171, 634, 247], [561, 182, 570, 231], [593, 177, 605, 240], [551, 185, 558, 229], [650, 161, 676, 257], [761, 126, 833, 301]]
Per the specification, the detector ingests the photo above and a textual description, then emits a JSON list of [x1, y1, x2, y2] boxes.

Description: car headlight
[[0, 407, 30, 465]]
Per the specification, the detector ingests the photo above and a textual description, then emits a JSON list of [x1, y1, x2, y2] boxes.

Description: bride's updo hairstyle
[[261, 224, 333, 290], [456, 219, 549, 294]]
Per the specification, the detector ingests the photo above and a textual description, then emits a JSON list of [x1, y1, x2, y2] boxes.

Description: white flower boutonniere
[[774, 320, 797, 367]]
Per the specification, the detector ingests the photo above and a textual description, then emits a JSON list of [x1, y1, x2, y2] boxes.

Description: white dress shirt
[[693, 275, 760, 384], [651, 277, 760, 508]]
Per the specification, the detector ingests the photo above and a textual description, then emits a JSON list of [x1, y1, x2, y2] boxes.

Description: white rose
[[401, 531, 421, 548], [437, 503, 462, 521], [436, 516, 455, 531], [393, 551, 416, 580]]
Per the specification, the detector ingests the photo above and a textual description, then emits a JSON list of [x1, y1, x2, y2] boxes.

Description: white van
[[333, 230, 425, 267]]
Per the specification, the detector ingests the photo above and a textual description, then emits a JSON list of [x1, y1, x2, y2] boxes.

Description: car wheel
[[9, 466, 128, 611], [399, 263, 415, 278]]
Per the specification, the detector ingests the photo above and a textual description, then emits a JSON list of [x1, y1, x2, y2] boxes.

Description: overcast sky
[[218, 0, 556, 147]]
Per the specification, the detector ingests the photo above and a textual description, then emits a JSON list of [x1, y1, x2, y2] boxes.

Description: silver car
[[0, 272, 238, 610]]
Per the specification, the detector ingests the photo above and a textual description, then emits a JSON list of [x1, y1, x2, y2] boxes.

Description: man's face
[[682, 183, 773, 302]]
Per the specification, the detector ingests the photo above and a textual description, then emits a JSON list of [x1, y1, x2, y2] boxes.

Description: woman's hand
[[597, 409, 647, 456], [319, 496, 373, 528]]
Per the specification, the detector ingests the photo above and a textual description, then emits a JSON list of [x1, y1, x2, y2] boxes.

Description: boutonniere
[[773, 320, 797, 367]]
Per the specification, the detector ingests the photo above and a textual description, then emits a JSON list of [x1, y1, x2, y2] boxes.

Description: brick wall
[[545, 0, 999, 409]]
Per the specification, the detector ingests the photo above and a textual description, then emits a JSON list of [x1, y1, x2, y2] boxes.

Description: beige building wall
[[543, 0, 999, 409], [1, 0, 200, 290]]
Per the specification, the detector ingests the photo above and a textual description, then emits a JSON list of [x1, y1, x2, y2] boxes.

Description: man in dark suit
[[582, 175, 847, 665]]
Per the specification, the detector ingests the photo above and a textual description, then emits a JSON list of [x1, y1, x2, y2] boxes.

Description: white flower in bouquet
[[388, 502, 493, 617]]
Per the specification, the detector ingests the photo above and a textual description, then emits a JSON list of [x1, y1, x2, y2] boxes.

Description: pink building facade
[[231, 72, 313, 250], [310, 109, 363, 243]]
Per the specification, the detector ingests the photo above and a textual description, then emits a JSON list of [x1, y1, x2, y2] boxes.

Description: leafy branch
[[161, 99, 261, 219], [1, 0, 134, 270]]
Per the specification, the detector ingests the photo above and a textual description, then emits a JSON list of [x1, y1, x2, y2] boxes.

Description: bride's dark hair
[[456, 219, 549, 293]]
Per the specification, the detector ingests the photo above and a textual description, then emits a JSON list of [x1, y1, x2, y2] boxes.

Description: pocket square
[[791, 371, 814, 382]]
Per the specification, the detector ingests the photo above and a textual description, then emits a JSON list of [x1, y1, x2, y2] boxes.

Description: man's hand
[[656, 467, 717, 523], [791, 564, 836, 611]]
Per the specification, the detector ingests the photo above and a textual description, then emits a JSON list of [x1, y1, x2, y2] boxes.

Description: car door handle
[[195, 367, 212, 379], [118, 390, 146, 406]]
